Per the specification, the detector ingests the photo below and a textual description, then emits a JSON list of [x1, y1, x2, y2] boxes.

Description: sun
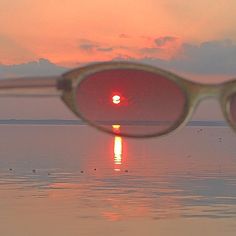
[[112, 95, 121, 104]]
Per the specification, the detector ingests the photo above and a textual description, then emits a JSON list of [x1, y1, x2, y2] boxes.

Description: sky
[[1, 0, 236, 81]]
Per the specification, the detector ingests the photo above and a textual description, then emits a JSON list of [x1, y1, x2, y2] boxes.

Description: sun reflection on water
[[112, 125, 123, 172]]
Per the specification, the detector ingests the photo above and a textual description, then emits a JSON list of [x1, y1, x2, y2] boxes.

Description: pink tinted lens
[[229, 94, 236, 126], [75, 69, 186, 136]]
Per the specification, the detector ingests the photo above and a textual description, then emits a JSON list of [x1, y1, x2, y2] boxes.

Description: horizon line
[[0, 119, 228, 127]]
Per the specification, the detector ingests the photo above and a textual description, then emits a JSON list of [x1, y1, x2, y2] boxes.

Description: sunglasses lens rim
[[63, 63, 190, 138], [225, 92, 236, 131]]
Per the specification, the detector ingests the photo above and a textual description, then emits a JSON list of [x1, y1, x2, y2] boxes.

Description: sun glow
[[112, 124, 121, 134], [112, 95, 121, 104]]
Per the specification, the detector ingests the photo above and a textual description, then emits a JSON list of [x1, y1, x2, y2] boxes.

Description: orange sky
[[1, 0, 236, 65]]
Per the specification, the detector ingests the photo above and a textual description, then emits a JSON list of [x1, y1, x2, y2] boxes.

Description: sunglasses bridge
[[189, 82, 224, 103]]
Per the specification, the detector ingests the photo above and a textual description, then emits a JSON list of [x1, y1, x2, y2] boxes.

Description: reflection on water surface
[[0, 125, 236, 235]]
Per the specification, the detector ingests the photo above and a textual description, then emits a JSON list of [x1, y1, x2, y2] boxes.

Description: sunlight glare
[[113, 124, 123, 172], [112, 95, 121, 104]]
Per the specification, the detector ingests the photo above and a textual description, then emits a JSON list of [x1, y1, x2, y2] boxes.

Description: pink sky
[[1, 0, 236, 83], [1, 0, 236, 66]]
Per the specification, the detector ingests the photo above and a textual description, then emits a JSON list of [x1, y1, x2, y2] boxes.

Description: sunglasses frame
[[58, 61, 236, 138]]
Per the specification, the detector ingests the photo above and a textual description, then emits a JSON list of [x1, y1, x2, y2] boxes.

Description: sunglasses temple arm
[[0, 76, 63, 97]]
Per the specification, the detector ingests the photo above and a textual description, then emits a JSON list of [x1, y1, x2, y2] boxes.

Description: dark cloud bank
[[0, 58, 67, 78], [148, 39, 236, 76], [1, 39, 236, 80]]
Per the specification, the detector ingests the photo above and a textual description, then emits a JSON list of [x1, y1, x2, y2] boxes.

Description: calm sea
[[0, 122, 235, 235]]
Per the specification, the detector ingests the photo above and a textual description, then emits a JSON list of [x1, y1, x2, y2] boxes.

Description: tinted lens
[[229, 94, 236, 126], [75, 69, 186, 137]]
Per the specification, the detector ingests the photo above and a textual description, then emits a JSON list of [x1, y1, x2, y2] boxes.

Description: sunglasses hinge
[[57, 79, 72, 91]]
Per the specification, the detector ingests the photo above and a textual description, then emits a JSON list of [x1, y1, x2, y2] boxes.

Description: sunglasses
[[1, 61, 236, 138]]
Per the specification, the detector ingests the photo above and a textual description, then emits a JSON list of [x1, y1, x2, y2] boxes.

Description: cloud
[[119, 34, 130, 38], [79, 43, 97, 51], [135, 39, 236, 78], [171, 39, 236, 75], [78, 39, 99, 52], [138, 36, 178, 58], [0, 58, 67, 78], [155, 36, 177, 47], [78, 39, 115, 53], [140, 47, 161, 55], [1, 39, 236, 81], [96, 47, 114, 52]]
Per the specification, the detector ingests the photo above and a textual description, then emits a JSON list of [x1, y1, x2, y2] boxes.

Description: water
[[0, 124, 236, 235]]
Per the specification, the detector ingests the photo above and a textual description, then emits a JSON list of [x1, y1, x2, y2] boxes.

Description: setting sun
[[112, 95, 121, 104]]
